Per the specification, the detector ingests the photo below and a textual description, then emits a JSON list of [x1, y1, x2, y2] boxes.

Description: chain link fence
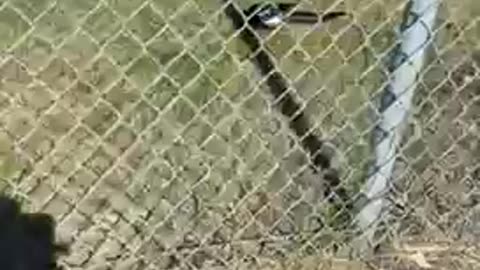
[[0, 0, 478, 269]]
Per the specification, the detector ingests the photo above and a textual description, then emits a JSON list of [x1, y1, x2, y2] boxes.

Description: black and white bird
[[245, 2, 347, 29]]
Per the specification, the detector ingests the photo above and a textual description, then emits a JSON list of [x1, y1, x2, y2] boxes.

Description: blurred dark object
[[245, 2, 348, 29], [0, 196, 66, 270]]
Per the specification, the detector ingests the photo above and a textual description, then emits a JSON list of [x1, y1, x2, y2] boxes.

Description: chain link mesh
[[0, 0, 478, 269]]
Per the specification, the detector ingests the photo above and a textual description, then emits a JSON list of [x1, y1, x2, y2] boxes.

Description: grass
[[0, 0, 478, 269]]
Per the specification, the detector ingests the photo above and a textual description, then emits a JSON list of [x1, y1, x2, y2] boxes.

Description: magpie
[[245, 2, 348, 29]]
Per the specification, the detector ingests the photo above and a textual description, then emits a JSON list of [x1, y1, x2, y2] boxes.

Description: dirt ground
[[0, 0, 478, 269]]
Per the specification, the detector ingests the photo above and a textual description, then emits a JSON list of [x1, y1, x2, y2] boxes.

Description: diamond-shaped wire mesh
[[0, 0, 478, 269]]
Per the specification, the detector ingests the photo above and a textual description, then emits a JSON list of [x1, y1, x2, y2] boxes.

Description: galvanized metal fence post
[[354, 0, 441, 252]]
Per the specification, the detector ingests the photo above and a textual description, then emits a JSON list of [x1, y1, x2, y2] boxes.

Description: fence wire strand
[[0, 0, 478, 269]]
